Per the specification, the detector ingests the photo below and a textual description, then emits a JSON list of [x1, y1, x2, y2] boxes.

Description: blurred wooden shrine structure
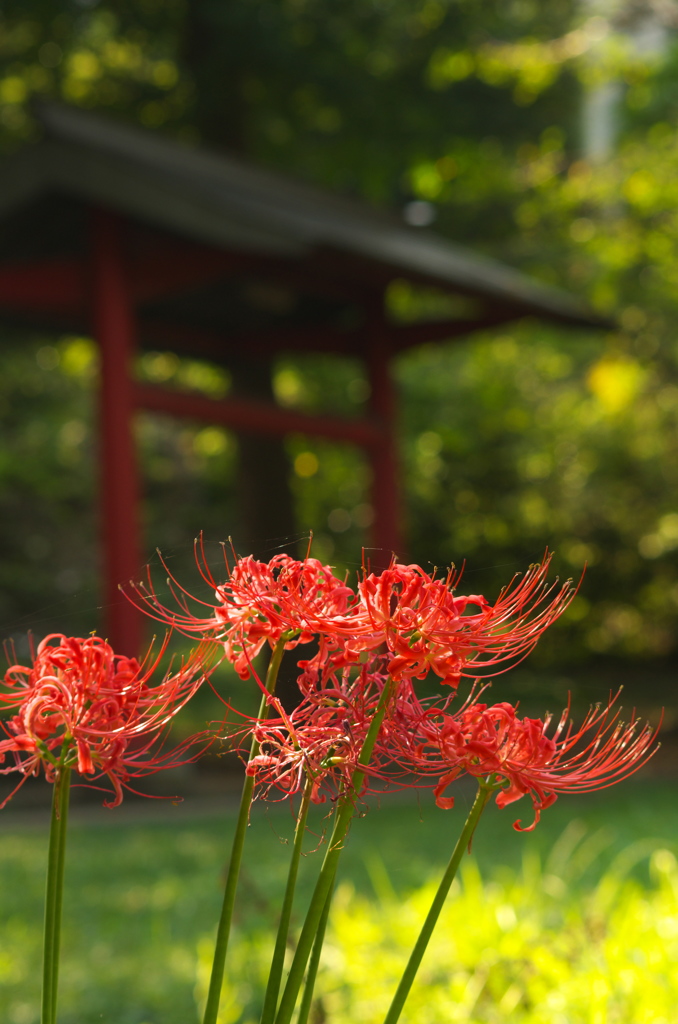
[[0, 102, 604, 655]]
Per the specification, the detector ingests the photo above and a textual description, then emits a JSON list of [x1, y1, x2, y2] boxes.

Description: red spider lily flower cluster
[[0, 633, 213, 808], [130, 547, 659, 825], [133, 546, 575, 688]]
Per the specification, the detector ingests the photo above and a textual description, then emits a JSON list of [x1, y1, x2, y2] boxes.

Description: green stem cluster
[[260, 777, 314, 1024], [295, 874, 335, 1024], [202, 636, 289, 1024], [204, 659, 495, 1024], [272, 676, 397, 1024]]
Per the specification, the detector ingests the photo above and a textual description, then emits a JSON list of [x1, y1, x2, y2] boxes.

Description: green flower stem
[[295, 871, 335, 1024], [260, 776, 314, 1024], [381, 781, 495, 1024], [202, 636, 288, 1024], [42, 762, 72, 1024], [273, 676, 397, 1024]]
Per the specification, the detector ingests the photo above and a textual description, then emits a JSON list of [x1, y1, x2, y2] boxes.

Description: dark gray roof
[[0, 101, 606, 352]]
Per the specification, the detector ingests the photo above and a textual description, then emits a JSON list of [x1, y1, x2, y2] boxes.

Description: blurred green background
[[0, 1, 677, 723]]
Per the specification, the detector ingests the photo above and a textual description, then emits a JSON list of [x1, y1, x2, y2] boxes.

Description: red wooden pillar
[[366, 302, 402, 560], [90, 208, 143, 655]]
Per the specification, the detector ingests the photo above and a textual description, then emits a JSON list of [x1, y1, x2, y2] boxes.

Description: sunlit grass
[[1, 778, 676, 1023]]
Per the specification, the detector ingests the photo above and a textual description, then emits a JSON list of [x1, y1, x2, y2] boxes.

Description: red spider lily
[[244, 704, 365, 805], [0, 633, 214, 808], [410, 696, 660, 830], [214, 555, 362, 678], [354, 554, 577, 688], [227, 660, 390, 804], [130, 545, 361, 680]]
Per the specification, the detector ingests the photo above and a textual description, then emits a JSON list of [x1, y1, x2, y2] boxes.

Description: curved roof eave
[[0, 100, 609, 332]]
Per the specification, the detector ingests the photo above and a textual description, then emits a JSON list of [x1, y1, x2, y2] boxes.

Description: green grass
[[1, 777, 677, 1024]]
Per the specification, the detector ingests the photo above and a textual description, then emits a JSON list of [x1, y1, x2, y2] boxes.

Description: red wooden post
[[366, 302, 402, 560], [90, 208, 143, 655]]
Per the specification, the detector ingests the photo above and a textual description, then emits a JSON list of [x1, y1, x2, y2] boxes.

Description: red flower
[[244, 703, 364, 805], [413, 696, 659, 830], [215, 554, 362, 678], [229, 659, 390, 804], [131, 546, 361, 680], [0, 633, 212, 808], [355, 554, 576, 688]]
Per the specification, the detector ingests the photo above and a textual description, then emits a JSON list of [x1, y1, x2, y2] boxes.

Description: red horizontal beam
[[0, 260, 509, 351], [130, 246, 251, 304], [0, 250, 361, 319], [141, 319, 363, 359], [133, 382, 383, 447], [142, 312, 509, 361], [0, 253, 243, 314], [0, 260, 85, 312]]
